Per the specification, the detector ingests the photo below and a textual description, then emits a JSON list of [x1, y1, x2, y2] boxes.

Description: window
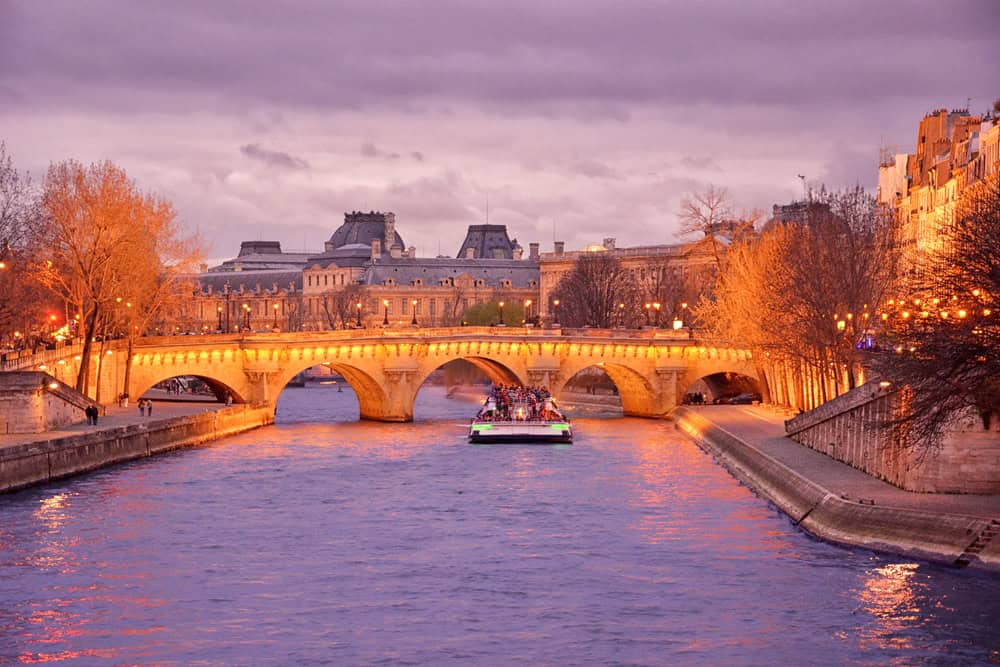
[[324, 275, 329, 286], [429, 299, 437, 319], [402, 299, 408, 315]]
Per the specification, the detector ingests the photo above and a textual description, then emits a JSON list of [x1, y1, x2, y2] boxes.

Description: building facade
[[177, 212, 540, 332], [879, 108, 999, 263], [537, 236, 723, 326]]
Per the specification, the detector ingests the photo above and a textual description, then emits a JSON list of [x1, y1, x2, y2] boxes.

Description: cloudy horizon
[[2, 0, 997, 260]]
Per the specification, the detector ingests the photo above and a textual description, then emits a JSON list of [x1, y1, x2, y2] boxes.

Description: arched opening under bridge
[[683, 371, 763, 405], [137, 374, 245, 405], [558, 365, 624, 417], [412, 358, 523, 421]]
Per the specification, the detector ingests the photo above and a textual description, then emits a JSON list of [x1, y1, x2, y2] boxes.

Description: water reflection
[[0, 385, 998, 665]]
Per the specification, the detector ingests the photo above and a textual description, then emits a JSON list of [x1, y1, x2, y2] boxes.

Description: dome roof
[[327, 212, 404, 250]]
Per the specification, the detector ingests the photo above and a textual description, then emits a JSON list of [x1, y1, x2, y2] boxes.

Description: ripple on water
[[0, 385, 998, 665]]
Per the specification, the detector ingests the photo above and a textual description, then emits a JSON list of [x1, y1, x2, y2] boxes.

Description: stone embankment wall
[[0, 372, 101, 434], [784, 382, 1000, 494], [673, 407, 1000, 572], [0, 404, 274, 494]]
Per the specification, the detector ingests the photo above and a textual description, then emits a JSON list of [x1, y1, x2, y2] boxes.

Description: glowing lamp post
[[653, 302, 661, 327], [356, 302, 363, 328], [411, 299, 418, 326], [524, 299, 532, 325], [552, 299, 560, 326], [618, 302, 625, 327], [383, 299, 390, 326], [272, 302, 280, 329], [216, 305, 223, 332], [644, 302, 651, 326], [242, 304, 251, 331], [498, 301, 505, 326]]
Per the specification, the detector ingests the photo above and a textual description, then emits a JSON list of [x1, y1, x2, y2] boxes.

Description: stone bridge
[[4, 328, 759, 422]]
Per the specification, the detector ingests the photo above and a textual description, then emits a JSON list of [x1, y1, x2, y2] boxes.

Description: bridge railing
[[1, 340, 85, 372], [60, 326, 751, 354]]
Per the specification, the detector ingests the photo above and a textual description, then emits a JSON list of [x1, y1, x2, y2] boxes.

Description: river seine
[[1, 385, 999, 665]]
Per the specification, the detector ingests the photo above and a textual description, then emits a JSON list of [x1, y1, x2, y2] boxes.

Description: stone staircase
[[955, 520, 1000, 567]]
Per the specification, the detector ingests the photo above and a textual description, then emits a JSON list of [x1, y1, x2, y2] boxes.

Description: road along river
[[1, 384, 998, 665]]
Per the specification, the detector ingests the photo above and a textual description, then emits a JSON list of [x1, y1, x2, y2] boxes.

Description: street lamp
[[644, 302, 652, 326], [243, 303, 251, 331], [618, 302, 626, 327], [411, 299, 418, 326], [653, 302, 661, 327], [552, 298, 560, 326], [272, 302, 280, 329], [383, 299, 389, 326], [217, 305, 223, 332], [356, 301, 363, 328], [497, 300, 505, 326]]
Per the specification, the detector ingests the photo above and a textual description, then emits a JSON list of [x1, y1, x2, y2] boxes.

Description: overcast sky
[[1, 1, 996, 260]]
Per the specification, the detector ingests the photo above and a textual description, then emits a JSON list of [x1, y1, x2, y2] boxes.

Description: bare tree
[[874, 174, 1000, 440], [679, 185, 732, 271], [700, 185, 900, 405], [550, 253, 634, 328], [321, 283, 366, 329], [0, 142, 52, 345]]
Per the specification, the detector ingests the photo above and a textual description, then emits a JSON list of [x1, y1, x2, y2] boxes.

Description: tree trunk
[[76, 305, 99, 394], [123, 333, 135, 401]]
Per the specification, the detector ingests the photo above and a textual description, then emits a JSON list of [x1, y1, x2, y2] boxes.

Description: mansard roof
[[456, 224, 518, 259], [195, 270, 303, 295], [362, 256, 539, 288]]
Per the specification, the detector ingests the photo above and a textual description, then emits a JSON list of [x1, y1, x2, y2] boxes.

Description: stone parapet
[[0, 404, 273, 494], [782, 380, 1000, 494], [673, 407, 1000, 572]]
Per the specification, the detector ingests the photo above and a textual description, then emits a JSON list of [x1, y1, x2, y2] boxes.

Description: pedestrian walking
[[146, 399, 153, 417], [85, 405, 95, 425], [138, 399, 145, 417], [92, 406, 99, 426]]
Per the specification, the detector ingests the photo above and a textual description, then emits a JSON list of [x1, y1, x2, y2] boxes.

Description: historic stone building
[[179, 212, 540, 332], [537, 236, 723, 326], [879, 108, 999, 263]]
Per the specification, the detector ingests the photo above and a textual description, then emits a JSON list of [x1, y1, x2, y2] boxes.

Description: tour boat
[[468, 396, 573, 444]]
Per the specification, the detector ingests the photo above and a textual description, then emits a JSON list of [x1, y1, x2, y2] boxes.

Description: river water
[[1, 385, 998, 665]]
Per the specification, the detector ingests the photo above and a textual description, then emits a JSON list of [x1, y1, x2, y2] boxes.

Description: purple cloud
[[240, 144, 309, 170]]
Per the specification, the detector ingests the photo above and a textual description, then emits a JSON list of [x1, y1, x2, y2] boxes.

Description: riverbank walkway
[[0, 402, 226, 450], [687, 405, 1000, 519]]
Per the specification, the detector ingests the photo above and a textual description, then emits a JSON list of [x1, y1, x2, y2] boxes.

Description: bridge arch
[[271, 361, 391, 422], [130, 370, 249, 405], [412, 355, 525, 393], [680, 368, 766, 404], [554, 360, 661, 418]]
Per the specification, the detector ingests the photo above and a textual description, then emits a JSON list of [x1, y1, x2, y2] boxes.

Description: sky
[[1, 0, 997, 261]]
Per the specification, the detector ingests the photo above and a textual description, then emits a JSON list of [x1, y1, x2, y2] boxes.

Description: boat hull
[[468, 421, 573, 444]]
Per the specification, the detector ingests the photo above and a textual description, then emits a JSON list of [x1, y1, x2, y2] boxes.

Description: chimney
[[603, 237, 616, 250], [465, 248, 476, 259], [408, 246, 416, 258], [384, 212, 396, 248], [554, 241, 565, 254], [390, 244, 402, 259], [513, 246, 523, 260], [371, 238, 381, 260], [528, 242, 539, 260]]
